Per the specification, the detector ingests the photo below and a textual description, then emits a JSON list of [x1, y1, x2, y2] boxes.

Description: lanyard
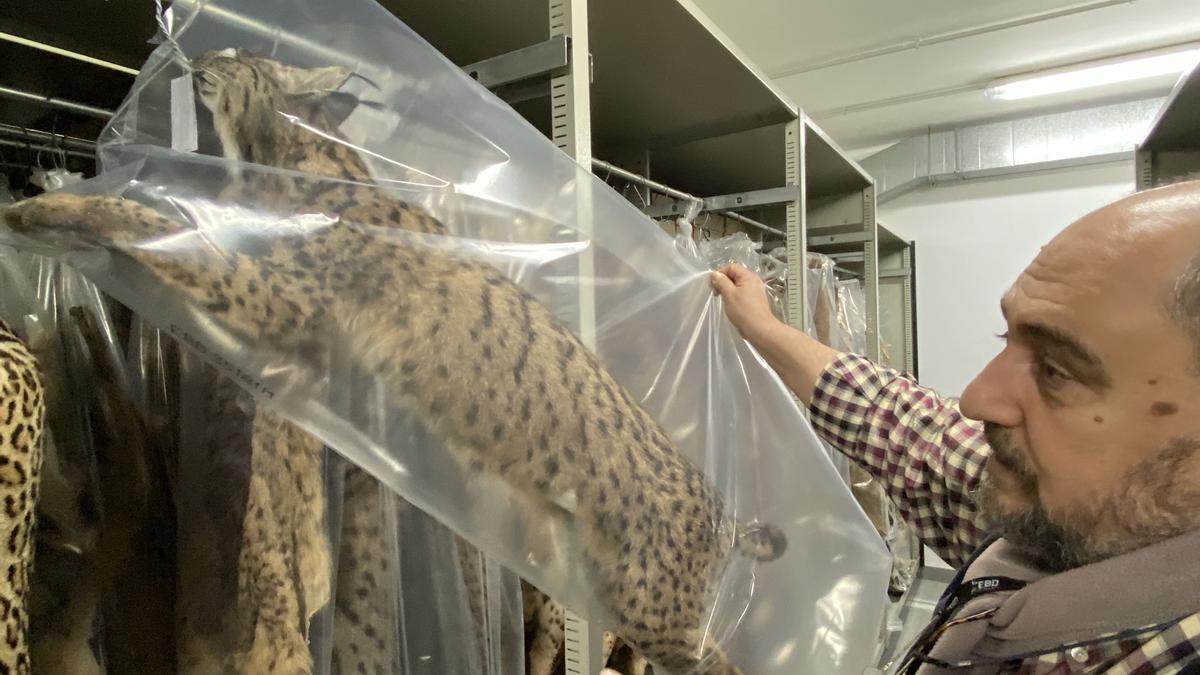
[[939, 575, 1027, 619], [886, 535, 1028, 674]]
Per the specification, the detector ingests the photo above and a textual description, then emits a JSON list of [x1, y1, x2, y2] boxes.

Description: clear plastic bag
[[806, 253, 840, 348], [30, 168, 85, 193], [830, 276, 918, 595], [0, 0, 890, 671], [835, 279, 868, 356], [2, 248, 523, 674], [0, 248, 177, 674], [698, 232, 787, 322], [697, 232, 759, 273]]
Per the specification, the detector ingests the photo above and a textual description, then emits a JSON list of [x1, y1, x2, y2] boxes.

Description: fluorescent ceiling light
[[0, 31, 139, 75], [986, 44, 1200, 101]]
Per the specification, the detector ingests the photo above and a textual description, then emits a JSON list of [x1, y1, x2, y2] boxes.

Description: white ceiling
[[690, 0, 1200, 154]]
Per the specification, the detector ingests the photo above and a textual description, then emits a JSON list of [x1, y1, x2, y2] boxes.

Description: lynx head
[[191, 48, 352, 166]]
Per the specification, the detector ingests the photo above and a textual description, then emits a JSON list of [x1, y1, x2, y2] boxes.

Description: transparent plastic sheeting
[[0, 248, 525, 674], [697, 232, 788, 323], [0, 251, 153, 675], [835, 279, 868, 357], [0, 0, 890, 672], [806, 254, 840, 351]]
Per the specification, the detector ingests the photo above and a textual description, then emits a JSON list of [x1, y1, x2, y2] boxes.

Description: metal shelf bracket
[[462, 35, 570, 90]]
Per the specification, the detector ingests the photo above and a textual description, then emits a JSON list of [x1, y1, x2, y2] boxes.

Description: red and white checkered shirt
[[808, 353, 1200, 674]]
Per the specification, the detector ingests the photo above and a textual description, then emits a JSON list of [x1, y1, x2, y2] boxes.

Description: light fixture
[[986, 43, 1200, 101]]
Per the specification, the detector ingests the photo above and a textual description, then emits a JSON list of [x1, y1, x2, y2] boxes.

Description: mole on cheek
[[1093, 416, 1104, 424], [1148, 379, 1159, 386], [1150, 401, 1179, 417]]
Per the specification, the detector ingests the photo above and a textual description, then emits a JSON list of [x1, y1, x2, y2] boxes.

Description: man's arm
[[809, 355, 987, 566], [712, 265, 989, 566], [709, 265, 837, 406]]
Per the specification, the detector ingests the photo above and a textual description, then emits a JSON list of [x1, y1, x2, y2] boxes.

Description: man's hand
[[711, 263, 839, 406], [710, 264, 782, 342]]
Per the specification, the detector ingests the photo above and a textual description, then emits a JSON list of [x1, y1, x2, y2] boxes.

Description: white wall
[[881, 161, 1134, 397]]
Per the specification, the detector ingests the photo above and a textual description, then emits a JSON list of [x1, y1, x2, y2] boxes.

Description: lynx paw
[[4, 193, 184, 246]]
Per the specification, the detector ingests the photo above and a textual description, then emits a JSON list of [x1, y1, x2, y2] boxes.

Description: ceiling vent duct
[[861, 97, 1164, 202]]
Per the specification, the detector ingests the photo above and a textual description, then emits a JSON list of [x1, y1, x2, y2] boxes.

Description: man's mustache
[[984, 423, 1039, 487]]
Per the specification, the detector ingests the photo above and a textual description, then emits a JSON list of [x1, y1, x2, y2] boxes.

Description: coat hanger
[[47, 113, 67, 172]]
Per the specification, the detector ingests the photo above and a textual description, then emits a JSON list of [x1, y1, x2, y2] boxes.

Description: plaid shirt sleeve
[[808, 353, 989, 567]]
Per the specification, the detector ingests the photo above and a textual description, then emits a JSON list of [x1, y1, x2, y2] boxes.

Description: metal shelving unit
[[811, 218, 916, 374], [1136, 59, 1200, 191], [876, 225, 915, 376], [803, 122, 881, 360]]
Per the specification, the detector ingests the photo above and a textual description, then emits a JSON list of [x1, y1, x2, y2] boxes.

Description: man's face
[[959, 185, 1200, 572]]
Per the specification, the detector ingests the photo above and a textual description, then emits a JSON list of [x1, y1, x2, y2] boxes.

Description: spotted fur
[[0, 318, 45, 675], [4, 49, 787, 674], [22, 299, 105, 675], [199, 47, 512, 675], [330, 464, 399, 675]]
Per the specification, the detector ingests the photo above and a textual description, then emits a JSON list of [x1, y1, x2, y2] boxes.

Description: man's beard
[[975, 424, 1200, 573]]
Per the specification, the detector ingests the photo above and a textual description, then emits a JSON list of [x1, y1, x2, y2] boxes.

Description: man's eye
[[1037, 359, 1072, 386]]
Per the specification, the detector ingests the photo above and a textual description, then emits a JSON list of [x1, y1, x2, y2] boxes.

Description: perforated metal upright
[[1135, 150, 1155, 192], [784, 118, 807, 330], [547, 0, 596, 341], [900, 245, 915, 372], [861, 184, 881, 361], [548, 0, 606, 671]]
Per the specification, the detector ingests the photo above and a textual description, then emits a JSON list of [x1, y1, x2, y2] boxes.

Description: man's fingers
[[710, 270, 734, 296], [724, 263, 759, 285], [718, 263, 743, 279]]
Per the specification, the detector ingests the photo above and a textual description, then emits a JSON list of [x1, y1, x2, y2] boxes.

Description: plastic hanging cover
[[0, 0, 890, 672], [806, 253, 840, 349], [836, 278, 869, 356], [30, 168, 85, 193], [698, 232, 787, 322], [0, 248, 179, 675]]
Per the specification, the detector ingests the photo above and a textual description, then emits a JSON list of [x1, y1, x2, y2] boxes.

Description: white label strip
[[170, 74, 198, 153]]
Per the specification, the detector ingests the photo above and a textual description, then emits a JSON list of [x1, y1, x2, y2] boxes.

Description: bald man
[[711, 181, 1200, 674]]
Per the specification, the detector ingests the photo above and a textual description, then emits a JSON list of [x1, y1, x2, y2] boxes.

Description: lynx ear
[[279, 65, 353, 96]]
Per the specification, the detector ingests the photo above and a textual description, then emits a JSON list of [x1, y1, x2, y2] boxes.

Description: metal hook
[[32, 135, 47, 171], [51, 132, 66, 172], [631, 180, 649, 209]]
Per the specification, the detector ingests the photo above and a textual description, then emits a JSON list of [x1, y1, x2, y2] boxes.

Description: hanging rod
[[0, 124, 97, 152], [0, 85, 115, 119], [0, 138, 95, 159], [591, 158, 704, 209], [712, 209, 784, 238], [0, 31, 140, 75], [591, 158, 787, 238]]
